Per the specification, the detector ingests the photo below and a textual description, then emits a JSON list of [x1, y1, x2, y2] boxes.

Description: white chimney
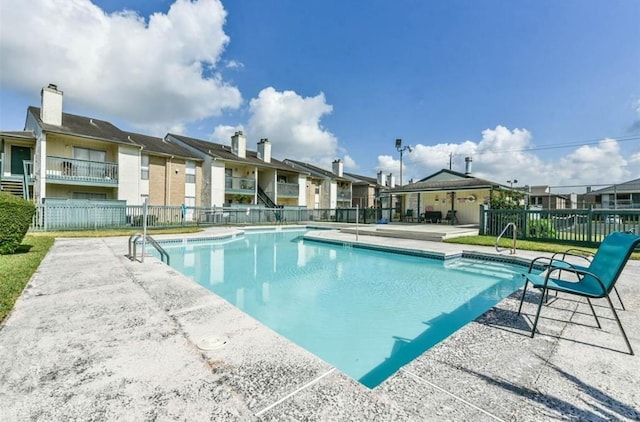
[[332, 159, 343, 177], [41, 84, 63, 126], [231, 131, 247, 158], [257, 138, 271, 163], [377, 171, 387, 186], [388, 173, 395, 188], [464, 156, 473, 175]]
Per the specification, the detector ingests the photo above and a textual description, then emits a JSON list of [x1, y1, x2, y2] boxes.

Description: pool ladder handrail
[[495, 222, 517, 254], [127, 233, 170, 265]]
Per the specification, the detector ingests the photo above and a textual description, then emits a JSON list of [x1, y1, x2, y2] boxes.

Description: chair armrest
[[545, 264, 608, 296], [551, 248, 593, 265], [527, 256, 559, 273]]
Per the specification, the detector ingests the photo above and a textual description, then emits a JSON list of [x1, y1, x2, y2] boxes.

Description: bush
[[0, 192, 36, 254], [527, 218, 556, 238]]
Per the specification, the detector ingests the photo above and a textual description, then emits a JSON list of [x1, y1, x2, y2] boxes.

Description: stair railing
[[495, 222, 517, 254]]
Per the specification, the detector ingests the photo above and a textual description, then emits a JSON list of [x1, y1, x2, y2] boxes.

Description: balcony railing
[[225, 176, 255, 193], [277, 182, 299, 198], [46, 156, 118, 185]]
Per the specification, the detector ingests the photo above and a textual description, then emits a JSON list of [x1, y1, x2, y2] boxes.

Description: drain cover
[[196, 336, 228, 351]]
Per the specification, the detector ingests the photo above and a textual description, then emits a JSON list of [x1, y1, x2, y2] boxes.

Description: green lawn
[[0, 235, 55, 323], [445, 235, 640, 260]]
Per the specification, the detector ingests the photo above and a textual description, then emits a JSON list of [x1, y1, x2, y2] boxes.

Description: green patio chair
[[518, 231, 640, 355]]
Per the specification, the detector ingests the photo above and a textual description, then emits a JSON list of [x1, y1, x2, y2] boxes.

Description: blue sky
[[1, 0, 639, 190]]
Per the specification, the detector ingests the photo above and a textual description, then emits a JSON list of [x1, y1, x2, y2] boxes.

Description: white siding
[[211, 161, 226, 207], [117, 145, 141, 204]]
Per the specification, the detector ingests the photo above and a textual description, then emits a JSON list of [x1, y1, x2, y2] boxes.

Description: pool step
[[444, 259, 523, 280]]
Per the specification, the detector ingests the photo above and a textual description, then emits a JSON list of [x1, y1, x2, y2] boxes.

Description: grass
[[445, 235, 640, 260], [0, 235, 55, 323]]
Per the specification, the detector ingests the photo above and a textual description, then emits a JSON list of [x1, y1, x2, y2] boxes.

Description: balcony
[[225, 176, 255, 194], [277, 182, 299, 198], [337, 187, 351, 201], [46, 156, 118, 186]]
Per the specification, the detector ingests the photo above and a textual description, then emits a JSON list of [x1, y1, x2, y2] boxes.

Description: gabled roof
[[283, 159, 350, 182], [344, 172, 380, 187], [123, 131, 200, 160], [386, 169, 509, 193], [0, 130, 36, 140], [27, 106, 136, 145], [167, 133, 305, 173], [588, 177, 640, 195]]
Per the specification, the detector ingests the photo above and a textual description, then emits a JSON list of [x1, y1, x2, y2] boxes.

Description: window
[[73, 147, 106, 162], [185, 160, 196, 184], [141, 154, 149, 180], [278, 175, 288, 183]]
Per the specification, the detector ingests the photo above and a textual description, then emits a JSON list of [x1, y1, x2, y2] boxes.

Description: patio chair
[[548, 248, 626, 311], [404, 209, 414, 222], [518, 231, 640, 355]]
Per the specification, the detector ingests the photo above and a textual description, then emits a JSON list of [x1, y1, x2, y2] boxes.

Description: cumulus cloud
[[210, 124, 244, 143], [247, 87, 339, 166], [342, 155, 358, 171], [378, 126, 635, 189], [0, 0, 241, 134], [555, 139, 630, 185]]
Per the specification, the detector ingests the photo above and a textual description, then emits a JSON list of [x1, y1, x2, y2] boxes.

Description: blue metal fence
[[29, 202, 389, 231], [480, 207, 640, 245]]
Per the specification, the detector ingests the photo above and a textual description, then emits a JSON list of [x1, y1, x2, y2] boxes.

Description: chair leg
[[517, 279, 529, 315], [613, 286, 626, 311], [530, 287, 547, 338], [606, 295, 634, 355], [585, 298, 601, 329]]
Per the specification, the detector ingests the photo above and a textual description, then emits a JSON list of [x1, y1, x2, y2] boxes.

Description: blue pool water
[[160, 229, 527, 388]]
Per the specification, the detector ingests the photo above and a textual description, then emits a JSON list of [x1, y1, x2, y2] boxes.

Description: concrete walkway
[[1, 227, 639, 421]]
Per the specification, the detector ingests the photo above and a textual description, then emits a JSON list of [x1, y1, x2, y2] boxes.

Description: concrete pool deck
[[1, 226, 639, 421]]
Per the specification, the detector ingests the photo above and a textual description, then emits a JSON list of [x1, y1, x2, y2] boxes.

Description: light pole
[[395, 138, 413, 186], [507, 179, 518, 188]]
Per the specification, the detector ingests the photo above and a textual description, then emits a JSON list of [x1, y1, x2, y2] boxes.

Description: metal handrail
[[496, 222, 517, 254], [127, 233, 170, 265]]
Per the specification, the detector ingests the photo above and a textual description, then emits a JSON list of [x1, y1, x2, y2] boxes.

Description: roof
[[123, 131, 200, 160], [0, 130, 36, 140], [385, 169, 510, 193], [283, 159, 350, 182], [587, 178, 640, 195], [167, 133, 305, 173], [525, 185, 568, 199], [343, 172, 380, 186], [27, 106, 136, 145]]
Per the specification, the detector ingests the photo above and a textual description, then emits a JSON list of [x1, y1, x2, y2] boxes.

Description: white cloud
[[247, 87, 338, 166], [210, 124, 244, 143], [378, 126, 635, 189], [343, 155, 358, 170], [0, 0, 242, 133], [555, 139, 630, 185]]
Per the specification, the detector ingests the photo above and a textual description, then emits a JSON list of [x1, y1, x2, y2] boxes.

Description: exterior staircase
[[257, 186, 277, 208], [0, 179, 25, 198]]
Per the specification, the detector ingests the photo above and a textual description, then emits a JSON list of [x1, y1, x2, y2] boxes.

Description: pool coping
[[2, 226, 639, 421]]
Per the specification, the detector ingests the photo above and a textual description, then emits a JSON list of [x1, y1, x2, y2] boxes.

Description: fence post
[[478, 204, 486, 235], [587, 206, 593, 244], [521, 207, 527, 240]]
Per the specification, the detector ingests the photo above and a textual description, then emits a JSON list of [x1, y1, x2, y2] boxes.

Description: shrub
[[527, 218, 556, 238], [0, 192, 36, 254]]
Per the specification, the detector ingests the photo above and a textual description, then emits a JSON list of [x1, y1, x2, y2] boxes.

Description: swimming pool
[[160, 229, 529, 388]]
